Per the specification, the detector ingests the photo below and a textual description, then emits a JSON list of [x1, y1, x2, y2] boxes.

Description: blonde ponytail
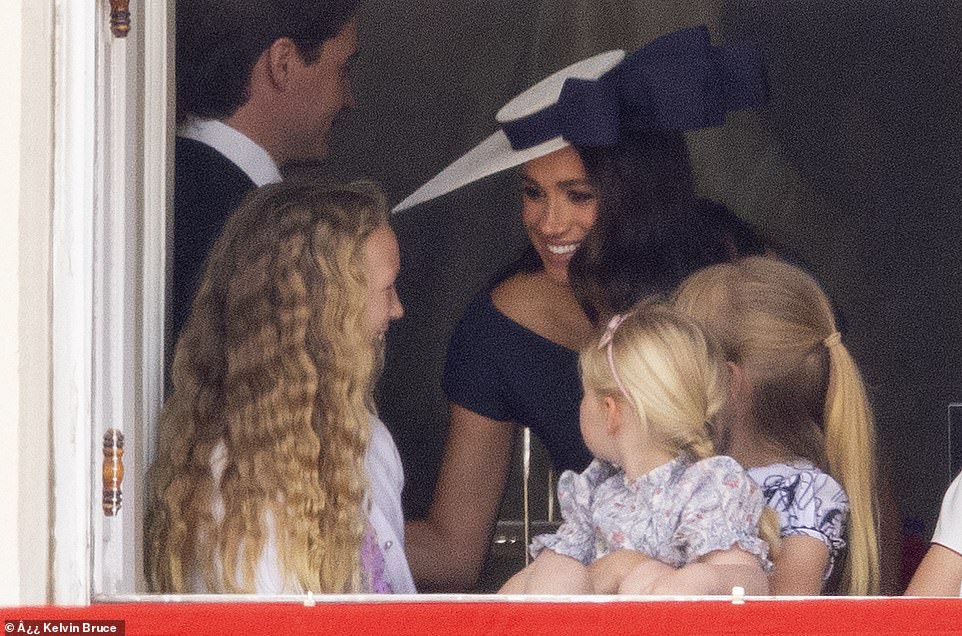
[[684, 424, 718, 462], [824, 341, 879, 595]]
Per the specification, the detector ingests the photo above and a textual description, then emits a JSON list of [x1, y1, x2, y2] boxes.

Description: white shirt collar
[[178, 117, 283, 187]]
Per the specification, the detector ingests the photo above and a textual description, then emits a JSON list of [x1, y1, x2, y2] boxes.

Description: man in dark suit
[[172, 0, 361, 341]]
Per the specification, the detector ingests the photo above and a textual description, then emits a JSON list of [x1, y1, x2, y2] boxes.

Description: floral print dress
[[531, 455, 771, 570]]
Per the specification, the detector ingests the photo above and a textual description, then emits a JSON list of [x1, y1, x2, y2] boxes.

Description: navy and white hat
[[393, 25, 766, 212]]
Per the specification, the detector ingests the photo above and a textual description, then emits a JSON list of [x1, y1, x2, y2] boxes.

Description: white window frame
[[51, 0, 170, 603]]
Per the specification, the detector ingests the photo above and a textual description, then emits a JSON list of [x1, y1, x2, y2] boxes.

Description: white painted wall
[[0, 0, 24, 604], [0, 0, 55, 605]]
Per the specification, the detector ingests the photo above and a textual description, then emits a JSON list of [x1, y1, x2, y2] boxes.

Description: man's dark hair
[[176, 0, 360, 121]]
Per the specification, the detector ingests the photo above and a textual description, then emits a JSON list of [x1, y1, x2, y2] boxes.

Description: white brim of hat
[[392, 50, 626, 213], [392, 132, 568, 213]]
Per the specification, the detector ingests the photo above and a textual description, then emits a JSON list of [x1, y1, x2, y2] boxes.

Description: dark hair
[[568, 131, 732, 324], [176, 0, 360, 120], [698, 198, 767, 260]]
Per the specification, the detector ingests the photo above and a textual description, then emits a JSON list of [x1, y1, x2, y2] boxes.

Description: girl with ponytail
[[674, 256, 879, 595], [500, 302, 776, 595]]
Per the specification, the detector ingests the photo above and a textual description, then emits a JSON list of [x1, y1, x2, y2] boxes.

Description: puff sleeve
[[530, 459, 614, 564], [752, 464, 849, 578], [778, 472, 848, 552]]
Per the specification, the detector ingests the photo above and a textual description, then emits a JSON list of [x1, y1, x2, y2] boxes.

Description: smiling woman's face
[[520, 146, 599, 286]]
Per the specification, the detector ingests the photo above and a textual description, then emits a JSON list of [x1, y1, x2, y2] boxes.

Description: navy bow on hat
[[500, 26, 767, 151]]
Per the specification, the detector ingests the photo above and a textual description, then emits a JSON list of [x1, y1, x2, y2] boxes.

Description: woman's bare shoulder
[[491, 272, 544, 324], [491, 272, 593, 351]]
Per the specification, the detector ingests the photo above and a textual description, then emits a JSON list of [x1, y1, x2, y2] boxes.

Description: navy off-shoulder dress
[[442, 288, 593, 473]]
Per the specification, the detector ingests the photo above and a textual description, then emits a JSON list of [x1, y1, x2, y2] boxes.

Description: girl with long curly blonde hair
[[674, 256, 879, 596], [146, 180, 412, 594]]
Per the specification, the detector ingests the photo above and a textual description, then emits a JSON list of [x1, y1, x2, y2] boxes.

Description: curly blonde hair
[[674, 256, 879, 595], [146, 180, 389, 593]]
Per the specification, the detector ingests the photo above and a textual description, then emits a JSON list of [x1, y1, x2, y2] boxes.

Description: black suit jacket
[[172, 136, 256, 342]]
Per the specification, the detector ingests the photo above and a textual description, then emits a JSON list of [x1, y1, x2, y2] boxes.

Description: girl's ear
[[603, 395, 624, 435], [726, 361, 756, 426], [727, 361, 746, 399]]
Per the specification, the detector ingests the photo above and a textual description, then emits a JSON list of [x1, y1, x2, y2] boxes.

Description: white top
[[178, 117, 282, 187], [931, 472, 962, 596], [932, 472, 962, 555], [192, 414, 415, 593], [365, 415, 417, 593]]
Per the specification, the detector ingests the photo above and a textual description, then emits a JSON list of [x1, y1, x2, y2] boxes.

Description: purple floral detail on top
[[361, 524, 392, 593], [530, 455, 771, 571]]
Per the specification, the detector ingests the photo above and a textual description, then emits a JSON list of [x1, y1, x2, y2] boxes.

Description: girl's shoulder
[[666, 456, 768, 539], [672, 455, 760, 497], [555, 459, 619, 513], [691, 454, 745, 470], [559, 458, 619, 491], [749, 460, 849, 557], [683, 454, 751, 479]]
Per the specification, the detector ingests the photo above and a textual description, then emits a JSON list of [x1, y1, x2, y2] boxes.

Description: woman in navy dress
[[397, 27, 767, 591]]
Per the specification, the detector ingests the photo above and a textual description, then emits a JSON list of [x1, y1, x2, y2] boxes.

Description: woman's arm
[[768, 535, 830, 595], [404, 403, 516, 591], [905, 544, 962, 596]]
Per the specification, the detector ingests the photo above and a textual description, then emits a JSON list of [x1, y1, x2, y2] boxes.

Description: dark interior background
[[309, 0, 962, 577]]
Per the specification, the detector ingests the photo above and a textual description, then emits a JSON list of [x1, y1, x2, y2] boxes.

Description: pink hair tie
[[599, 313, 631, 399]]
